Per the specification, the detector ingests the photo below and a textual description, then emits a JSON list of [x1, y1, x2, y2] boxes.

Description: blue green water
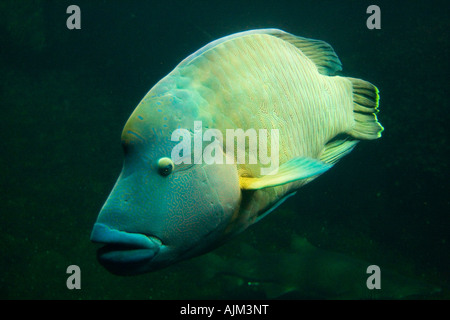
[[0, 0, 448, 299]]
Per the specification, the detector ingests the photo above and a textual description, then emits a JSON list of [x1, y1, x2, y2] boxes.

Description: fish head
[[91, 91, 241, 275]]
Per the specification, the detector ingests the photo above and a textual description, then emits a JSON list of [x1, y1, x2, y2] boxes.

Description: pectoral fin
[[240, 157, 332, 190]]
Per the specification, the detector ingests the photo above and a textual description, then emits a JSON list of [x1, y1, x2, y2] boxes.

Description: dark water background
[[0, 0, 448, 299]]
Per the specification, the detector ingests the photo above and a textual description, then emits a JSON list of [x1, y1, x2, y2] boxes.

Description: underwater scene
[[0, 0, 449, 300]]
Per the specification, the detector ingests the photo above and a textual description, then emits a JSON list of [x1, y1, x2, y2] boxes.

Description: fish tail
[[347, 78, 384, 140]]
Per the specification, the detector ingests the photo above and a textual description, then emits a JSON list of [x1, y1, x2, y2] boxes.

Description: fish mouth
[[90, 223, 163, 274]]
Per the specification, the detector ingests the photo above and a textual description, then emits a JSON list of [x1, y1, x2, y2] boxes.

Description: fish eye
[[157, 157, 174, 177]]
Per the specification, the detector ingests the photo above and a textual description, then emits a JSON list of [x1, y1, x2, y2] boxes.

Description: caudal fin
[[348, 77, 384, 140]]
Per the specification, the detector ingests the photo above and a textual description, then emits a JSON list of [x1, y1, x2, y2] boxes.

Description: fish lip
[[96, 245, 159, 266], [90, 223, 163, 265]]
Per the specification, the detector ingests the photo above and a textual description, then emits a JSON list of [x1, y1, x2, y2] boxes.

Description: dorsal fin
[[265, 29, 343, 75], [178, 29, 342, 75]]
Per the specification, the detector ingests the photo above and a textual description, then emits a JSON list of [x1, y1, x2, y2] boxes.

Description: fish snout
[[90, 223, 163, 274]]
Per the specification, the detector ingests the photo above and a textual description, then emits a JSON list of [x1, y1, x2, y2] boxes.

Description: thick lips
[[90, 223, 162, 264]]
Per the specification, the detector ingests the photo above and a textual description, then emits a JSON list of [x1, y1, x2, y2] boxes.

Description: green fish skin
[[91, 29, 383, 275]]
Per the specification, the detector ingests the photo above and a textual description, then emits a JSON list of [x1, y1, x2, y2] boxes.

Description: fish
[[90, 29, 384, 275], [194, 235, 442, 299]]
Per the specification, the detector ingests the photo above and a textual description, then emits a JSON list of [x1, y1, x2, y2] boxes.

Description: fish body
[[91, 29, 383, 274]]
